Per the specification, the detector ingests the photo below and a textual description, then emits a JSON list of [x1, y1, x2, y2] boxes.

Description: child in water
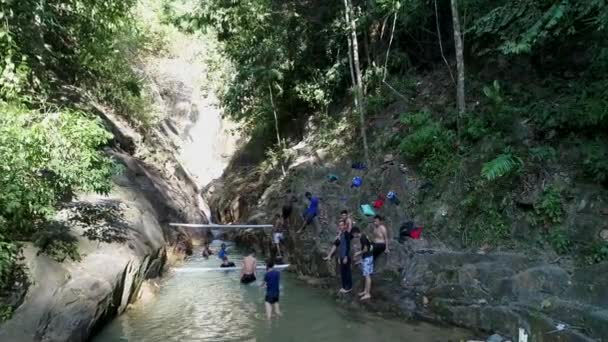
[[262, 260, 282, 320]]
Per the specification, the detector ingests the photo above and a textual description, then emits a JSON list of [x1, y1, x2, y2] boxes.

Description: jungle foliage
[[0, 0, 149, 288], [183, 0, 608, 257]]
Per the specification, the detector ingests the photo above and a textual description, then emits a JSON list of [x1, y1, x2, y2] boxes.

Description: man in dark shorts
[[282, 189, 298, 220], [372, 215, 390, 259], [240, 250, 257, 284], [297, 192, 319, 233], [263, 260, 282, 320], [352, 227, 373, 300], [220, 256, 236, 268]]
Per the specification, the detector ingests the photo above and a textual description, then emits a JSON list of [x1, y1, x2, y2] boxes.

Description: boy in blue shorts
[[263, 261, 282, 320], [352, 227, 373, 300]]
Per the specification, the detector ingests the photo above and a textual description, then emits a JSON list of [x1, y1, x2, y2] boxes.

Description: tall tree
[[344, 0, 370, 165], [451, 0, 466, 115], [268, 81, 286, 176]]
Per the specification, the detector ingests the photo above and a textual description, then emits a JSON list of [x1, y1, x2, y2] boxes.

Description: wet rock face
[[0, 149, 205, 342], [208, 122, 608, 341], [394, 246, 608, 341]]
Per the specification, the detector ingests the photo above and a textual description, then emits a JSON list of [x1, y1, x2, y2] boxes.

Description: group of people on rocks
[[271, 190, 391, 300], [322, 211, 389, 300], [189, 189, 391, 321]]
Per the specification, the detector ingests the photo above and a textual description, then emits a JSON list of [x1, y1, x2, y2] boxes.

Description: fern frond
[[481, 150, 523, 181]]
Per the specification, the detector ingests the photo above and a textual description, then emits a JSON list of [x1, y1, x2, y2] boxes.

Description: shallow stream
[[93, 241, 474, 342]]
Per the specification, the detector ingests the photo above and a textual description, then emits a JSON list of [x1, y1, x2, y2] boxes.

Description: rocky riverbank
[[206, 123, 608, 342]]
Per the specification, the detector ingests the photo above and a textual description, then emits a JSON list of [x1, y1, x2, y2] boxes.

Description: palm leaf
[[481, 150, 523, 181]]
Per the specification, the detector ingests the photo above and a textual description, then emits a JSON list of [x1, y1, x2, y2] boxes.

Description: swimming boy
[[240, 250, 257, 284], [263, 260, 282, 320], [352, 227, 373, 300], [218, 243, 228, 260], [220, 256, 236, 268]]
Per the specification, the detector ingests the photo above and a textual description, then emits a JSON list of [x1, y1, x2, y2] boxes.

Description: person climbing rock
[[262, 260, 282, 320], [297, 192, 319, 233], [272, 214, 285, 257], [220, 256, 235, 268], [240, 250, 257, 284], [352, 227, 373, 300], [282, 189, 298, 220], [372, 215, 390, 259]]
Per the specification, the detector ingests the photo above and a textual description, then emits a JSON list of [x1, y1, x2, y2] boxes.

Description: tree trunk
[[382, 11, 397, 82], [451, 0, 465, 115], [344, 0, 370, 166], [434, 0, 455, 85], [268, 82, 286, 176]]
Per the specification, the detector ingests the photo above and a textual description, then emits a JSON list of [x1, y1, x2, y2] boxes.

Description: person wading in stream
[[220, 256, 235, 268], [240, 250, 257, 284], [297, 192, 319, 234], [352, 227, 373, 300], [202, 242, 213, 259], [218, 243, 228, 260], [372, 215, 390, 259], [262, 260, 282, 320]]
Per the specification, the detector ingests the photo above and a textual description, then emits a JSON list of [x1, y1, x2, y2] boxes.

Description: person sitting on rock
[[220, 256, 236, 268], [352, 227, 373, 300], [297, 192, 319, 234]]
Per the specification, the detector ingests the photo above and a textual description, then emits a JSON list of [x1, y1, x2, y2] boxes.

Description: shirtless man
[[340, 210, 354, 233], [240, 250, 257, 284], [372, 215, 390, 259]]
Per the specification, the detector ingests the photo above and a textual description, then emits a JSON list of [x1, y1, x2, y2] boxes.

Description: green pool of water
[[93, 241, 474, 342]]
